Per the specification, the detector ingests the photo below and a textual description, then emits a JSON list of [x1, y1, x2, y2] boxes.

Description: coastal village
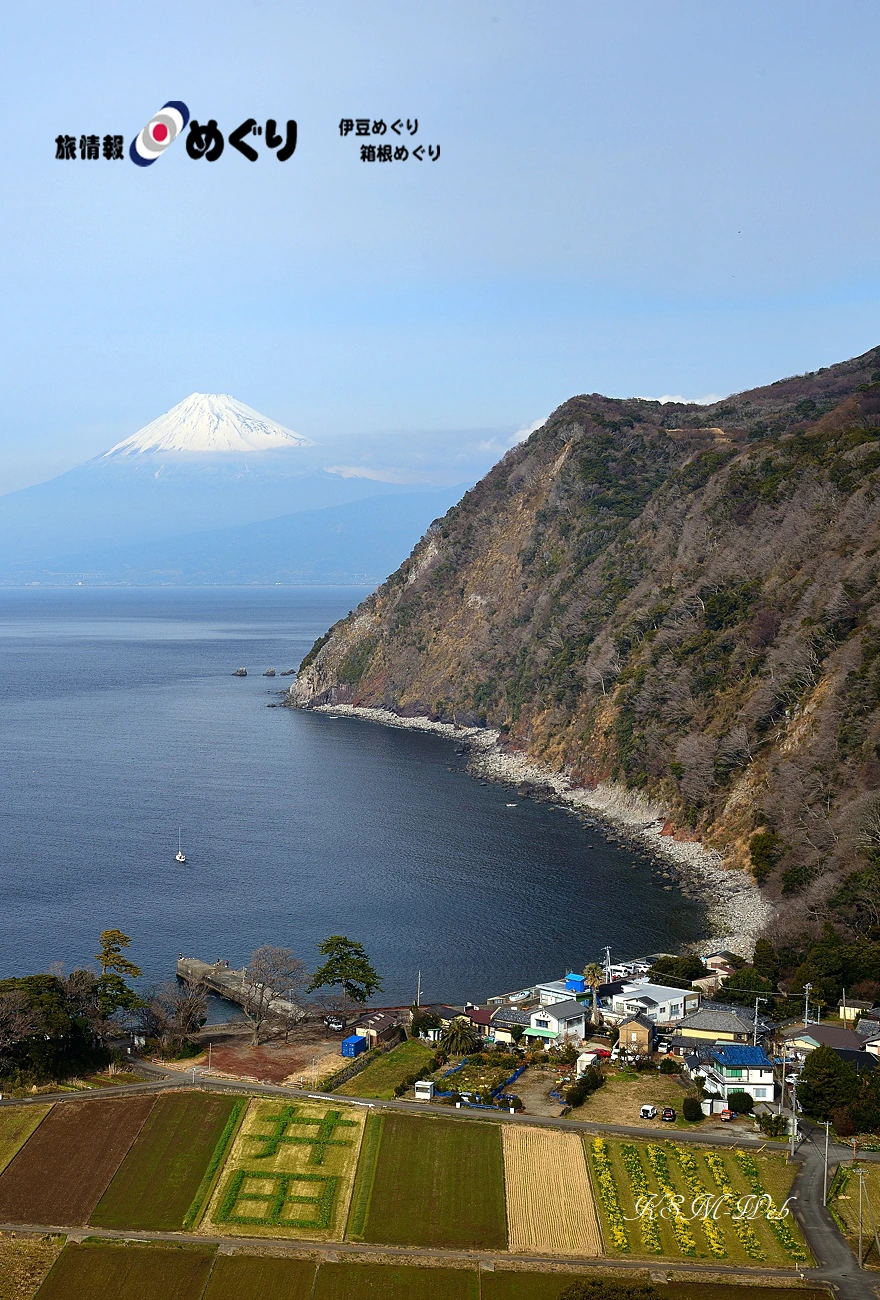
[[175, 949, 880, 1129], [3, 940, 879, 1299]]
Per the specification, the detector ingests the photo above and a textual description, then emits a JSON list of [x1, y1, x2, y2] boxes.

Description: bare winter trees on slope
[[239, 946, 310, 1047]]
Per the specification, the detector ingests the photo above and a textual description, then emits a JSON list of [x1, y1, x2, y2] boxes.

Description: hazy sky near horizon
[[2, 1, 880, 492]]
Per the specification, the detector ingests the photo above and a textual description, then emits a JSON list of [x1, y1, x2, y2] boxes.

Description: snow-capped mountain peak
[[102, 393, 312, 456]]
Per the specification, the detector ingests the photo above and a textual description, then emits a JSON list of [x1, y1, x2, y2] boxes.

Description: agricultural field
[[0, 1096, 155, 1226], [829, 1161, 880, 1267], [0, 1231, 64, 1300], [0, 1107, 52, 1177], [354, 1112, 507, 1250], [502, 1126, 601, 1256], [430, 1053, 521, 1102], [201, 1253, 317, 1299], [335, 1038, 435, 1098], [90, 1092, 243, 1231], [313, 1262, 479, 1300], [578, 1069, 689, 1126], [33, 1241, 215, 1300], [204, 1097, 365, 1240], [587, 1136, 811, 1267], [483, 1277, 829, 1300]]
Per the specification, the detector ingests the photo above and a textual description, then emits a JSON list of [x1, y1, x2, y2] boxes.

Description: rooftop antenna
[[753, 996, 768, 1047]]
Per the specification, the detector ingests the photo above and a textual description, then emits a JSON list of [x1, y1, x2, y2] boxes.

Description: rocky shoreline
[[291, 700, 775, 959]]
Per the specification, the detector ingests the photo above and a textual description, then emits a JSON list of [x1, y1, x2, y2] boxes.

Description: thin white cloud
[[510, 416, 548, 445], [639, 393, 724, 406], [324, 463, 420, 484]]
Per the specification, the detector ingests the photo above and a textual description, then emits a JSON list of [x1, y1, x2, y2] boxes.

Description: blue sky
[[2, 1, 879, 491]]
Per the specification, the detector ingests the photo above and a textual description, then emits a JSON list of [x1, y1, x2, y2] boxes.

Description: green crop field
[[313, 1262, 479, 1300], [335, 1039, 436, 1098], [201, 1253, 317, 1299], [0, 1106, 52, 1177], [205, 1097, 365, 1240], [357, 1113, 507, 1250], [90, 1092, 242, 1231], [34, 1241, 215, 1300], [587, 1137, 811, 1268]]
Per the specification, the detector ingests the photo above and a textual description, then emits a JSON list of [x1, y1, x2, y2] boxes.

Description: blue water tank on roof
[[341, 1034, 367, 1057], [566, 973, 586, 994]]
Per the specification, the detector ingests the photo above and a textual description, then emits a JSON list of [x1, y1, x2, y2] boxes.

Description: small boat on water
[[175, 828, 187, 864]]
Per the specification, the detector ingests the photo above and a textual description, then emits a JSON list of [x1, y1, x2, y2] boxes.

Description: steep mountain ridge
[[291, 345, 880, 945]]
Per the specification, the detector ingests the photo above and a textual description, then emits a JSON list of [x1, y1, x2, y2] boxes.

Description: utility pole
[[858, 1165, 865, 1268], [788, 1074, 798, 1159], [823, 1120, 830, 1203], [603, 945, 612, 984], [803, 982, 812, 1028], [208, 1042, 212, 1074], [416, 970, 421, 1008], [778, 1040, 787, 1116], [753, 996, 768, 1047]]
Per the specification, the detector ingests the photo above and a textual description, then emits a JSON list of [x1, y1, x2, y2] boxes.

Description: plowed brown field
[[502, 1125, 601, 1256], [0, 1095, 155, 1226]]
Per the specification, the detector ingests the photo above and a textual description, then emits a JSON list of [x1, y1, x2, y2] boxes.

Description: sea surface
[[0, 588, 707, 1006]]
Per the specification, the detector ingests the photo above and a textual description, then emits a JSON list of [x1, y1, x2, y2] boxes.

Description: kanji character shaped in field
[[218, 1169, 338, 1229], [246, 1105, 357, 1165]]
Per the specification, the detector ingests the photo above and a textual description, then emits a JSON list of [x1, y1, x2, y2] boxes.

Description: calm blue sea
[[0, 588, 706, 1005]]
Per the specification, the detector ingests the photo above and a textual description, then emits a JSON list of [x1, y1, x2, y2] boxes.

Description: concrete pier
[[177, 957, 303, 1018]]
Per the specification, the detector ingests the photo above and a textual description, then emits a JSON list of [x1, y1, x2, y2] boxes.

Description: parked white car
[[640, 1104, 658, 1119]]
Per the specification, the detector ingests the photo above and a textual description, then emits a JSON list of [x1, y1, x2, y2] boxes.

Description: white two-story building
[[702, 1045, 775, 1103], [526, 999, 587, 1044], [602, 979, 701, 1027]]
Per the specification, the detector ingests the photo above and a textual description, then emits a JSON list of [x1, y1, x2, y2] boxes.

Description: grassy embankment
[[335, 1037, 435, 1098]]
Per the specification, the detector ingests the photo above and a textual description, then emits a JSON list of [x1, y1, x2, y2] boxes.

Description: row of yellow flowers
[[672, 1144, 726, 1258], [734, 1150, 808, 1262], [645, 1145, 697, 1256], [704, 1151, 764, 1259], [590, 1137, 630, 1252], [620, 1143, 663, 1253]]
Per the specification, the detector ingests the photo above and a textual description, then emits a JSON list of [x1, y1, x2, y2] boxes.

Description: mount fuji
[[0, 394, 464, 583], [102, 393, 312, 457]]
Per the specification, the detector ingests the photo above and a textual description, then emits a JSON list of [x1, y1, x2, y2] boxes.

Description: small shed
[[341, 1034, 368, 1058], [414, 1080, 435, 1101]]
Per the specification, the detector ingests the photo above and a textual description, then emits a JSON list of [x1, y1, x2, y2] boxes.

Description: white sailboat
[[175, 828, 187, 864]]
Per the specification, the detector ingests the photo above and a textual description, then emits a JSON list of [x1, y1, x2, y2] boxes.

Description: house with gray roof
[[527, 998, 587, 1044], [490, 1005, 533, 1044], [604, 979, 700, 1026], [669, 1003, 774, 1053]]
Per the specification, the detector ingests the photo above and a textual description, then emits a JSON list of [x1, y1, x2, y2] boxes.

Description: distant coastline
[[294, 700, 774, 959]]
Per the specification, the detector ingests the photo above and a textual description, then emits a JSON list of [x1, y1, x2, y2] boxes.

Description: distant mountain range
[[291, 344, 880, 946], [0, 394, 478, 585], [55, 487, 466, 586]]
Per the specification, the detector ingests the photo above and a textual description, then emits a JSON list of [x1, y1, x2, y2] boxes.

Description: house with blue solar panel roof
[[702, 1044, 776, 1103]]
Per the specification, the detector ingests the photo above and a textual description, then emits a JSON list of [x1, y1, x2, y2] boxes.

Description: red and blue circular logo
[[129, 101, 189, 166]]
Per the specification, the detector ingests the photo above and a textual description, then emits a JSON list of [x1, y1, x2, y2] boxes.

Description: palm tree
[[440, 1016, 481, 1056], [583, 963, 605, 1026]]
